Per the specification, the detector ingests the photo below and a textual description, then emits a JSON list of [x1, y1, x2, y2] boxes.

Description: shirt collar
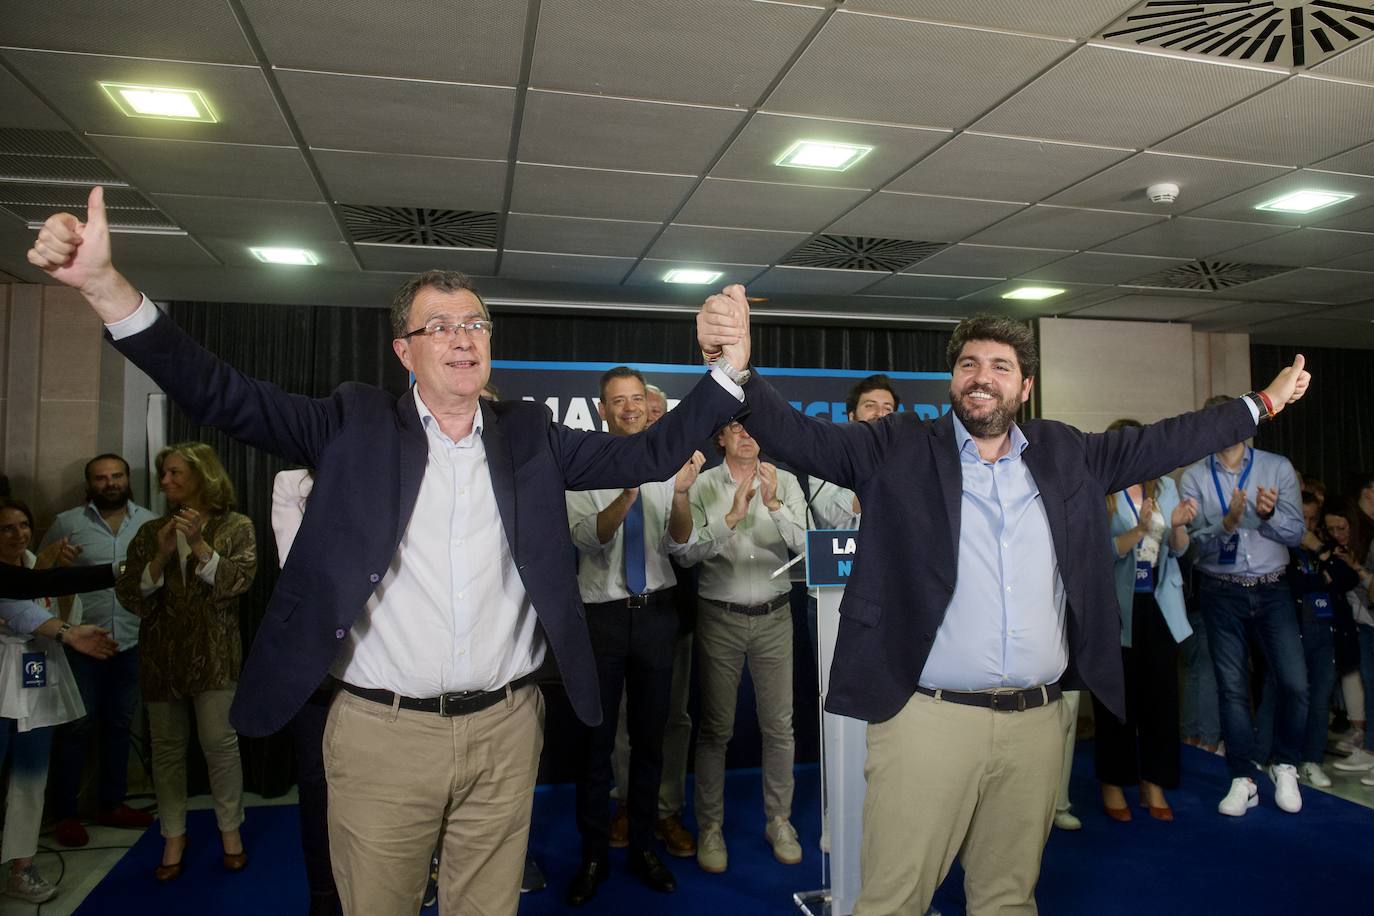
[[413, 386, 483, 448], [951, 411, 1028, 464]]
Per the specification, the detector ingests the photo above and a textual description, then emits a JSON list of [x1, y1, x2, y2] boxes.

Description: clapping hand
[[1223, 488, 1247, 533], [725, 471, 758, 529], [1171, 497, 1198, 529], [674, 451, 706, 495], [34, 537, 82, 570], [1255, 486, 1278, 519], [758, 462, 781, 511]]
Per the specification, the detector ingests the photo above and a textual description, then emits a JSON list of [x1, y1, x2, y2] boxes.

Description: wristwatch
[[710, 354, 751, 386], [55, 622, 73, 644]]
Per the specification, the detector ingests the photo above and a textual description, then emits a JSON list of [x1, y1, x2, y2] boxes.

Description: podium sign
[[805, 530, 858, 588]]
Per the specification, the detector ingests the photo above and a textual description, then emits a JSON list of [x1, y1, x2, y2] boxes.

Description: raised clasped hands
[[696, 284, 751, 371]]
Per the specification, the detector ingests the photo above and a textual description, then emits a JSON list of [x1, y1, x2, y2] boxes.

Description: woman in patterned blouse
[[116, 442, 256, 882]]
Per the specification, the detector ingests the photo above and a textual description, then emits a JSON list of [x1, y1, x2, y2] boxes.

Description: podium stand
[[793, 530, 867, 916]]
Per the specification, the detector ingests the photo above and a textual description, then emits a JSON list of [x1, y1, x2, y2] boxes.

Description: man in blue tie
[[564, 366, 706, 905]]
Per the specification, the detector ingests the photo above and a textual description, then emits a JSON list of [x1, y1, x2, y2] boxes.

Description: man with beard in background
[[729, 301, 1312, 915], [40, 454, 159, 846]]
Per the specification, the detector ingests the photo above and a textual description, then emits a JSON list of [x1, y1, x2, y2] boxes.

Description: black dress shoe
[[627, 848, 676, 893], [565, 859, 609, 907], [521, 856, 547, 894]]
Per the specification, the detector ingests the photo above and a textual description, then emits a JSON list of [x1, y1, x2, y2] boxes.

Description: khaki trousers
[[324, 685, 543, 916], [855, 690, 1068, 916], [694, 599, 794, 828], [145, 687, 244, 838]]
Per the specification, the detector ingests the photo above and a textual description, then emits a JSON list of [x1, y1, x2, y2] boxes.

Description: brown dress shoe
[[154, 842, 187, 882], [609, 804, 629, 849], [654, 815, 696, 857], [1103, 804, 1132, 823], [223, 850, 248, 872]]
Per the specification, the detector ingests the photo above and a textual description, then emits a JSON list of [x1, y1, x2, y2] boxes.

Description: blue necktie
[[623, 497, 647, 596]]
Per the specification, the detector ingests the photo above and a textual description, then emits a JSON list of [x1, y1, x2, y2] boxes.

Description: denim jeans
[[1180, 608, 1221, 745], [1255, 618, 1336, 764], [1200, 577, 1308, 777], [53, 645, 141, 817]]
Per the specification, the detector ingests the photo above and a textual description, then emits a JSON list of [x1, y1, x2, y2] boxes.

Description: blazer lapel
[[480, 399, 519, 559], [396, 389, 429, 546], [1019, 424, 1070, 573], [929, 413, 963, 559]]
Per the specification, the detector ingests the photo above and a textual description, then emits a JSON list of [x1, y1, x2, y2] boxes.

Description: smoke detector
[[1147, 182, 1180, 204]]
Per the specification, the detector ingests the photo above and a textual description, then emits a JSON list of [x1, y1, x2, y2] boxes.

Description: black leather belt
[[705, 593, 791, 616], [588, 587, 675, 610], [916, 682, 1062, 712], [343, 673, 537, 717]]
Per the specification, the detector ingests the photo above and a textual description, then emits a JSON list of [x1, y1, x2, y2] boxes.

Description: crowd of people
[[0, 187, 1349, 916]]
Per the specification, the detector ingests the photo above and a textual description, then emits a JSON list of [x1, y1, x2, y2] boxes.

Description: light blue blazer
[[1109, 475, 1192, 647]]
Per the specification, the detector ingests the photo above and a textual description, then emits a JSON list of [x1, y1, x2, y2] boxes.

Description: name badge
[[1218, 533, 1239, 566], [1135, 560, 1155, 593], [21, 652, 46, 689], [1305, 592, 1333, 621]]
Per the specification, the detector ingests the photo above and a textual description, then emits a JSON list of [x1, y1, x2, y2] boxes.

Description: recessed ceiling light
[[1001, 286, 1065, 301], [250, 247, 318, 266], [99, 82, 218, 122], [663, 268, 722, 284], [775, 140, 873, 172], [1254, 189, 1355, 214]]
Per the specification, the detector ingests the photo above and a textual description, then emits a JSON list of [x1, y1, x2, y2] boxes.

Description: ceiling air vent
[[781, 235, 945, 272], [0, 181, 178, 231], [1124, 260, 1296, 291], [0, 128, 123, 184], [340, 205, 498, 248], [1100, 1, 1374, 69]]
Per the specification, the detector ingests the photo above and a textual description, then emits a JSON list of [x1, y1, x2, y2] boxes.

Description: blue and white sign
[[806, 529, 859, 588]]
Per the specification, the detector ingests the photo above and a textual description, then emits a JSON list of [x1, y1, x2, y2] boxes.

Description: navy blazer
[[112, 313, 742, 737], [741, 374, 1257, 722]]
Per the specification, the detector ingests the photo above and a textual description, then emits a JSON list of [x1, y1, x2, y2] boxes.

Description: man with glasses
[[26, 187, 750, 916]]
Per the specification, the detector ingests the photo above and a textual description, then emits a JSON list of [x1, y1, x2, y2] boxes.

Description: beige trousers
[[855, 690, 1068, 916], [145, 687, 244, 838], [324, 685, 544, 916]]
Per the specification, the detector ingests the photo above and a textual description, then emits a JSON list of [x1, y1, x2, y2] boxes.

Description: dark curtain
[[166, 299, 951, 794], [1251, 343, 1374, 497]]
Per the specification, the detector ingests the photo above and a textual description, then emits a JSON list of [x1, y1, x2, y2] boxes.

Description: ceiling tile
[[1096, 217, 1291, 258], [1210, 227, 1374, 268], [276, 70, 515, 159], [1313, 203, 1374, 233], [1, 0, 256, 64], [712, 113, 948, 189], [886, 133, 1130, 202], [503, 214, 661, 258], [107, 233, 221, 270], [518, 92, 746, 174], [675, 179, 867, 233], [1313, 139, 1374, 176], [199, 239, 355, 270], [1321, 301, 1374, 320], [0, 50, 295, 146], [972, 44, 1283, 148], [624, 260, 767, 288], [1023, 251, 1186, 284], [1157, 76, 1374, 168], [766, 12, 1072, 129], [1187, 168, 1374, 226], [967, 205, 1162, 249], [826, 193, 1024, 242], [1203, 268, 1374, 305], [149, 194, 344, 245], [499, 251, 636, 285], [313, 151, 507, 211], [353, 244, 496, 276], [748, 265, 892, 295], [841, 1, 1140, 39], [648, 225, 809, 264], [86, 135, 320, 201], [1188, 301, 1320, 331], [1250, 316, 1374, 349], [958, 279, 1110, 306], [241, 0, 528, 84], [1308, 33, 1374, 82], [1065, 293, 1221, 321], [530, 0, 823, 107], [0, 67, 65, 131], [863, 274, 1002, 298], [1048, 151, 1289, 214], [510, 164, 695, 222], [1319, 248, 1374, 272], [909, 244, 1072, 277]]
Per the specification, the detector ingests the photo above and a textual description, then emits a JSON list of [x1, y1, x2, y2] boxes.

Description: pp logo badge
[[22, 652, 46, 689]]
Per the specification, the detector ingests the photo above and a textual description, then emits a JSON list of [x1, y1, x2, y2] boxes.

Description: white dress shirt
[[567, 481, 692, 603], [270, 468, 313, 565], [807, 476, 860, 530]]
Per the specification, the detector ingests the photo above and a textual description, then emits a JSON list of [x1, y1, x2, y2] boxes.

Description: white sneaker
[[697, 824, 728, 874], [6, 865, 57, 903], [1301, 762, 1332, 788], [1333, 747, 1374, 771], [1334, 728, 1365, 756], [1218, 777, 1258, 816], [1053, 810, 1082, 831], [765, 816, 802, 865], [1269, 764, 1302, 813], [1361, 771, 1374, 787]]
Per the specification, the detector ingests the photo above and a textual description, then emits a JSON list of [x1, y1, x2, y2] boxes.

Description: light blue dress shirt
[[0, 598, 54, 636], [1178, 447, 1302, 578], [1109, 476, 1191, 647], [919, 415, 1068, 692], [40, 501, 157, 649]]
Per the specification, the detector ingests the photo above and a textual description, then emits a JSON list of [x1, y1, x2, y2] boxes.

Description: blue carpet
[[75, 745, 1374, 915]]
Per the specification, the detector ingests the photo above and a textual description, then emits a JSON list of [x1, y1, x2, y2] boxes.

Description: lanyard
[[1122, 487, 1144, 522], [1209, 448, 1254, 510]]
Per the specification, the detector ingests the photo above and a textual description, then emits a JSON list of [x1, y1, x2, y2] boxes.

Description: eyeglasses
[[400, 318, 494, 341]]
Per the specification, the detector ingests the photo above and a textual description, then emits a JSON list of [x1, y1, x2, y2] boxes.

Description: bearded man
[[40, 454, 159, 845]]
